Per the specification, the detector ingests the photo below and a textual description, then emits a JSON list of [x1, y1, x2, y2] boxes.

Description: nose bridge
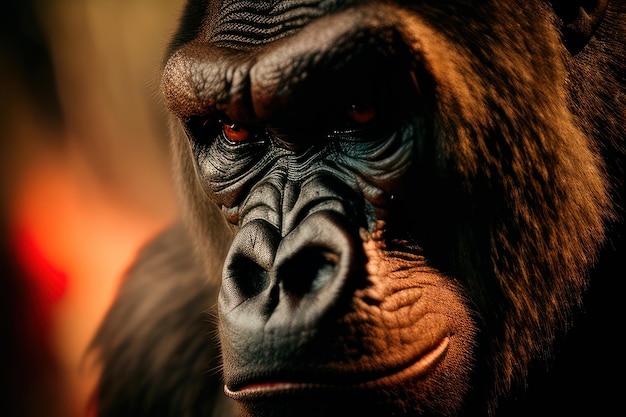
[[243, 155, 343, 237], [279, 161, 355, 237], [281, 176, 300, 227], [247, 163, 314, 236], [281, 175, 308, 236]]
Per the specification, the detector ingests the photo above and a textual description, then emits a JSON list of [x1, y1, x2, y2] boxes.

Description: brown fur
[[92, 1, 625, 416]]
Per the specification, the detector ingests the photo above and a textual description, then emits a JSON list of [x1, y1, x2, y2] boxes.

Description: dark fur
[[90, 223, 235, 417], [92, 1, 625, 416]]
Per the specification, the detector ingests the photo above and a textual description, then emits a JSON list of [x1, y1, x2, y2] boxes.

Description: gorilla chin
[[90, 1, 624, 417], [223, 327, 461, 417], [225, 337, 464, 417]]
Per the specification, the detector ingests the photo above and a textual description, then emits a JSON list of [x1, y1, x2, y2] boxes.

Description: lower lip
[[225, 336, 450, 398]]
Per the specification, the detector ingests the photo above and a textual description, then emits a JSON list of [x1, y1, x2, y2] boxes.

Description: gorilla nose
[[219, 211, 363, 330]]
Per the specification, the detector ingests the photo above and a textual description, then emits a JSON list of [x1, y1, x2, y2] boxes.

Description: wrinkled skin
[[92, 1, 625, 417]]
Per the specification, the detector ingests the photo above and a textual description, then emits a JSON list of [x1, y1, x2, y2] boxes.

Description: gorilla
[[91, 1, 625, 416]]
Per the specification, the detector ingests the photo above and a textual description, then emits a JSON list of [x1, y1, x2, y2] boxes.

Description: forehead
[[170, 0, 356, 54], [209, 0, 347, 48]]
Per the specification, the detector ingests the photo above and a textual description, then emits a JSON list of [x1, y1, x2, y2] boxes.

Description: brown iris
[[347, 104, 376, 125], [223, 122, 250, 142]]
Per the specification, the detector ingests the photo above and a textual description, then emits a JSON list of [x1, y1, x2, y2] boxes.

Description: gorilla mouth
[[224, 335, 450, 399]]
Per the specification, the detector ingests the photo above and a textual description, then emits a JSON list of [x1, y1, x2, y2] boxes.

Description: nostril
[[278, 246, 340, 297], [227, 253, 270, 300], [220, 211, 365, 332], [220, 219, 281, 311]]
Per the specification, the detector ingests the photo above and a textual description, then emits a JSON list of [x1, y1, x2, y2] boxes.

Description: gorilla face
[[155, 1, 622, 416]]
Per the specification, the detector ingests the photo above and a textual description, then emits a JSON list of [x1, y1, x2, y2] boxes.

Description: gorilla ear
[[550, 0, 609, 53]]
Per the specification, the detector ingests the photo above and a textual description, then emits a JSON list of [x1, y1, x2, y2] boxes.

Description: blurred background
[[1, 1, 186, 416]]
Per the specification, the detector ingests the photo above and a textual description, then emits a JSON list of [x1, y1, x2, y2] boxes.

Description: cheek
[[353, 244, 478, 408]]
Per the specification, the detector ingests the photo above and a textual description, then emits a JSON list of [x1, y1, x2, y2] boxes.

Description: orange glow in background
[[9, 148, 175, 417], [2, 1, 186, 416]]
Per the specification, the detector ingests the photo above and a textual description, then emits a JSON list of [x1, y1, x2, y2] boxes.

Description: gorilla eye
[[223, 122, 250, 142], [347, 104, 376, 125]]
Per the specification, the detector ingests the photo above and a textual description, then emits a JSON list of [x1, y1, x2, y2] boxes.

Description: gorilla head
[[93, 1, 625, 417]]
